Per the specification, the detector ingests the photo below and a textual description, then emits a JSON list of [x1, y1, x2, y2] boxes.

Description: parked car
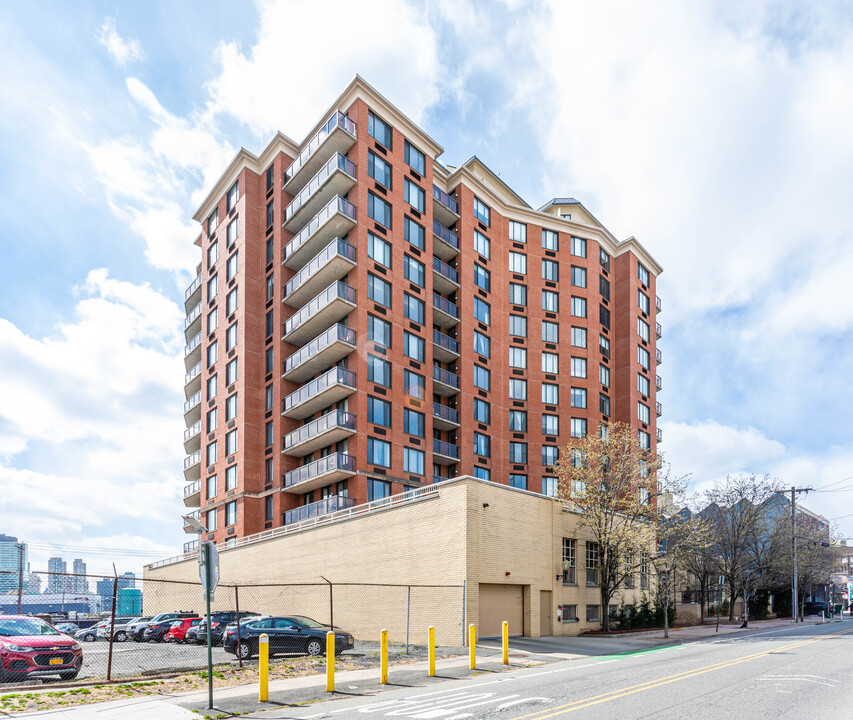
[[101, 616, 151, 642], [222, 616, 354, 660], [195, 611, 260, 645], [75, 625, 101, 643], [802, 601, 830, 616], [131, 612, 196, 641], [164, 618, 202, 643], [54, 623, 79, 635], [0, 615, 83, 682]]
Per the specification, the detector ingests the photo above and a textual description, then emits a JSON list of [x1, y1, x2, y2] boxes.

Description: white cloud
[[97, 17, 144, 66]]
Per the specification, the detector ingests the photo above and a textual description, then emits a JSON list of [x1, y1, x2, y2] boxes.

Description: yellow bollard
[[428, 625, 436, 677], [326, 630, 335, 692], [469, 623, 476, 669], [259, 633, 269, 702], [502, 621, 509, 665], [380, 629, 389, 684]]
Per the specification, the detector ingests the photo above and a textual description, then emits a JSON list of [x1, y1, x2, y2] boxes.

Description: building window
[[586, 605, 601, 622], [570, 388, 587, 409], [226, 322, 238, 351], [639, 430, 650, 450], [542, 414, 559, 435], [638, 290, 650, 313], [367, 438, 391, 467], [509, 378, 527, 400], [509, 283, 527, 306], [473, 364, 490, 391], [542, 352, 558, 374], [368, 314, 392, 348], [570, 296, 586, 318], [542, 383, 558, 405], [600, 334, 611, 358], [474, 467, 490, 481], [640, 555, 650, 589], [368, 273, 392, 308], [266, 200, 274, 229], [404, 293, 425, 325], [473, 330, 490, 357], [266, 164, 274, 192], [586, 542, 600, 585], [404, 255, 425, 287], [600, 305, 611, 330], [226, 358, 238, 385], [207, 341, 218, 367], [404, 409, 424, 437], [508, 220, 527, 244], [206, 407, 217, 433], [264, 495, 273, 522], [570, 266, 586, 288], [208, 207, 219, 234], [571, 418, 587, 438], [404, 447, 425, 475], [206, 474, 216, 500], [570, 326, 586, 348], [368, 396, 392, 427], [474, 264, 490, 292], [403, 369, 424, 399], [571, 236, 587, 257], [225, 428, 237, 456], [509, 473, 527, 489], [571, 357, 587, 378], [225, 464, 237, 490], [509, 346, 527, 369], [638, 346, 650, 369], [638, 373, 650, 396], [404, 140, 425, 174], [474, 196, 490, 226], [368, 477, 392, 501], [404, 331, 425, 362], [404, 179, 425, 212], [404, 217, 425, 250], [266, 237, 273, 264], [509, 410, 527, 431], [600, 364, 610, 388], [638, 318, 650, 342], [542, 445, 559, 467], [207, 275, 218, 301], [368, 150, 392, 188], [600, 247, 610, 272], [266, 274, 274, 302], [368, 354, 391, 387], [368, 192, 392, 228], [368, 111, 393, 148], [208, 308, 218, 334], [368, 232, 391, 268], [226, 288, 238, 315], [474, 230, 490, 259], [509, 314, 527, 337], [562, 539, 576, 584], [225, 500, 237, 526], [208, 240, 218, 268], [542, 290, 559, 313], [206, 441, 217, 467], [207, 374, 217, 400], [542, 321, 558, 343], [265, 385, 273, 412], [600, 275, 610, 301], [225, 393, 237, 421], [265, 310, 274, 339], [638, 262, 650, 285], [227, 218, 238, 247], [265, 420, 273, 448], [207, 508, 217, 531], [474, 432, 490, 457], [474, 297, 490, 325], [508, 251, 526, 274], [226, 180, 238, 212], [227, 250, 238, 280], [542, 228, 558, 251], [474, 398, 490, 424], [542, 259, 559, 281]]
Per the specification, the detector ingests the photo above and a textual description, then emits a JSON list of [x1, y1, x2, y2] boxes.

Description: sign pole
[[205, 542, 213, 710]]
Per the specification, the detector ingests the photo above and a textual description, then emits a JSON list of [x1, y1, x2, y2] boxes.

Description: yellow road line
[[509, 626, 853, 720]]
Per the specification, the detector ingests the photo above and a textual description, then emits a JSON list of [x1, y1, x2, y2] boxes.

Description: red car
[[164, 617, 201, 643], [0, 615, 83, 682]]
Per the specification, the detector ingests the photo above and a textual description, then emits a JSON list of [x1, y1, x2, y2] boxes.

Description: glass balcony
[[283, 196, 357, 271], [656, 322, 662, 339], [432, 292, 459, 328], [432, 402, 459, 430], [184, 332, 202, 369], [283, 154, 357, 232], [184, 362, 202, 398], [282, 409, 356, 457], [185, 274, 202, 309], [282, 366, 356, 420], [183, 451, 201, 481], [656, 375, 662, 391], [432, 256, 459, 294], [183, 480, 201, 508], [432, 220, 459, 261], [183, 510, 201, 534], [656, 402, 662, 417], [432, 438, 459, 465], [656, 348, 662, 365], [183, 390, 201, 424], [283, 281, 356, 346], [283, 238, 356, 308], [432, 328, 459, 362], [183, 539, 199, 554], [432, 185, 459, 227], [283, 452, 356, 494], [284, 111, 357, 194], [432, 365, 459, 396], [184, 420, 201, 454], [284, 493, 356, 526], [657, 428, 663, 442], [283, 324, 356, 383], [184, 302, 202, 339], [656, 295, 662, 313]]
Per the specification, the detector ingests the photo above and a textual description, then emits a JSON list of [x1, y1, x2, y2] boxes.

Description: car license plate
[[49, 658, 64, 665]]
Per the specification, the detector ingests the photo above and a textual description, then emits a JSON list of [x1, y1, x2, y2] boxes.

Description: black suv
[[222, 616, 354, 660], [802, 601, 830, 616], [193, 611, 259, 645]]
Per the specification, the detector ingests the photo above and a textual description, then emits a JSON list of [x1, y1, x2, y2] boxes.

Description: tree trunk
[[728, 578, 736, 620], [601, 587, 610, 632]]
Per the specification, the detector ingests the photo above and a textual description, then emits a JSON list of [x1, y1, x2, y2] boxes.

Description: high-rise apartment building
[[0, 534, 26, 595], [71, 558, 88, 594], [46, 556, 70, 594], [181, 77, 661, 546]]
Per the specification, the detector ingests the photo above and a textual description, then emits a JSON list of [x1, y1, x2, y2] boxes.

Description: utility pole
[[790, 486, 812, 623], [16, 544, 24, 614]]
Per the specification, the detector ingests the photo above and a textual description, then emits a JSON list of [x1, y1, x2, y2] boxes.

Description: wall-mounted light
[[482, 503, 489, 508]]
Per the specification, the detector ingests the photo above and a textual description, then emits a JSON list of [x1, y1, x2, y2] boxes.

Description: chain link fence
[[0, 570, 464, 688]]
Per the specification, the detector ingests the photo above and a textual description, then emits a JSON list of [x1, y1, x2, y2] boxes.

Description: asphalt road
[[285, 620, 853, 719]]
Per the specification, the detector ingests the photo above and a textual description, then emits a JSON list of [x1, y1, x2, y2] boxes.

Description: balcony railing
[[282, 366, 355, 415], [432, 365, 459, 389], [183, 480, 201, 498], [183, 391, 201, 414], [432, 293, 459, 319], [432, 256, 458, 285], [285, 111, 356, 186], [656, 375, 662, 390], [284, 153, 356, 225], [184, 274, 201, 303], [283, 281, 356, 340], [656, 348, 662, 364], [283, 196, 356, 265], [432, 402, 459, 425], [656, 402, 662, 416], [656, 428, 663, 442], [283, 238, 355, 301], [432, 329, 459, 355], [283, 452, 355, 490], [656, 295, 662, 312], [183, 451, 200, 471], [432, 220, 459, 249], [184, 333, 201, 358], [183, 539, 199, 554], [184, 510, 200, 522], [284, 494, 356, 526], [284, 323, 355, 377], [184, 302, 202, 330], [656, 322, 662, 339], [184, 421, 201, 443], [282, 409, 356, 453], [433, 438, 460, 460], [432, 185, 458, 215], [185, 362, 201, 386]]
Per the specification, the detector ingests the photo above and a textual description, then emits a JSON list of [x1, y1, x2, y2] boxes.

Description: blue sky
[[1, 0, 852, 576]]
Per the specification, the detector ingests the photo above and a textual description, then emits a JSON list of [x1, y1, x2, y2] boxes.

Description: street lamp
[[181, 514, 215, 710]]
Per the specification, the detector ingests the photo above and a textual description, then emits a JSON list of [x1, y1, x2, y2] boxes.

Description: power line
[[24, 542, 169, 558], [812, 474, 853, 491]]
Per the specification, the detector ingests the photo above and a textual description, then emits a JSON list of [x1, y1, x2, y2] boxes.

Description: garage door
[[478, 584, 523, 638]]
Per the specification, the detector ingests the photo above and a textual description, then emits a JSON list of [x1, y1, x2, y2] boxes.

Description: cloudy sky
[[1, 0, 852, 576]]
